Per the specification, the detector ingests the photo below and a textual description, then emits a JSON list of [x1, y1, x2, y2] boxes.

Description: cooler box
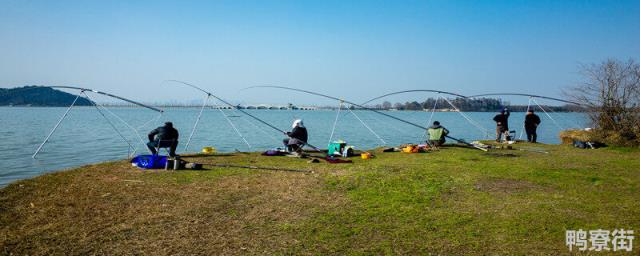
[[328, 141, 346, 156]]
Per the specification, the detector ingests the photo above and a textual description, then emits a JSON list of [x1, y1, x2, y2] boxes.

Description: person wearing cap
[[427, 121, 450, 147], [147, 121, 179, 157], [283, 119, 308, 154], [524, 109, 541, 143], [493, 108, 511, 142]]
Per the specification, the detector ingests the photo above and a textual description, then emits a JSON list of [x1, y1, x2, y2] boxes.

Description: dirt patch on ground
[[474, 178, 547, 193]]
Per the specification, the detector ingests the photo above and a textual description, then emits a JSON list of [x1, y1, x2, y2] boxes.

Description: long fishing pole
[[32, 94, 81, 158], [203, 163, 312, 173], [83, 91, 137, 157], [243, 86, 487, 151], [165, 80, 327, 155], [33, 86, 163, 158], [164, 80, 251, 151], [48, 86, 164, 112], [361, 90, 474, 143], [184, 94, 210, 151], [467, 93, 582, 106], [360, 89, 468, 105]]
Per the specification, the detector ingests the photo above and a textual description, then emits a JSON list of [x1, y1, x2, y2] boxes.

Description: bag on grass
[[131, 155, 167, 169]]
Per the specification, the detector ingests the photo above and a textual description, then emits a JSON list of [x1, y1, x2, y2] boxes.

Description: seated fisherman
[[283, 119, 308, 154], [147, 121, 179, 157], [427, 121, 450, 147]]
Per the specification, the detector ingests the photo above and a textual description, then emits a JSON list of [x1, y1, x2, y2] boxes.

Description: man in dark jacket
[[147, 122, 179, 157], [524, 109, 541, 143], [283, 119, 308, 154], [493, 108, 510, 142]]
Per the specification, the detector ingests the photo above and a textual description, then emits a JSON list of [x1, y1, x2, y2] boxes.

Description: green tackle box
[[328, 141, 346, 156]]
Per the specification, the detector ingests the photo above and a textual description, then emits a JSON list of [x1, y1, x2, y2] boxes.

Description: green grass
[[1, 143, 639, 255]]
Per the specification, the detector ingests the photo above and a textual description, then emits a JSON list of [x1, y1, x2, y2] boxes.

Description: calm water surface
[[0, 107, 587, 187]]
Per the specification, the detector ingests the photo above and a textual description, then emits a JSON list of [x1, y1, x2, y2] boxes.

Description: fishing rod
[[203, 163, 312, 173], [466, 93, 582, 106], [48, 86, 164, 112], [164, 80, 251, 151], [360, 89, 468, 105], [243, 86, 487, 151], [362, 89, 490, 138], [33, 86, 163, 158], [165, 80, 327, 155]]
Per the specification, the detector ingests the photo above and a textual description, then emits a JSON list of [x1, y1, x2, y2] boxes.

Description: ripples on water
[[0, 107, 588, 186]]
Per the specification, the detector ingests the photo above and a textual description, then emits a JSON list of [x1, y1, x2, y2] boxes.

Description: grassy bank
[[1, 143, 639, 255]]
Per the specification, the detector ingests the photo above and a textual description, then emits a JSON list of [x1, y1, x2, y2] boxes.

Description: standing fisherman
[[283, 119, 308, 156], [147, 122, 179, 157], [524, 109, 541, 143], [493, 108, 510, 142]]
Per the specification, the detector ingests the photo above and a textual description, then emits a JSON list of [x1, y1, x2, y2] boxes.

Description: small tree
[[382, 101, 392, 110], [568, 58, 640, 146]]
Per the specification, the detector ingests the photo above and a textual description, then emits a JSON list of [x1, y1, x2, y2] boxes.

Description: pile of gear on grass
[[131, 121, 203, 170], [262, 119, 356, 163], [559, 128, 606, 149], [129, 106, 599, 171]]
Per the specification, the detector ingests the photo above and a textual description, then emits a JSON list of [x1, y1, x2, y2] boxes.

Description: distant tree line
[[367, 97, 583, 112]]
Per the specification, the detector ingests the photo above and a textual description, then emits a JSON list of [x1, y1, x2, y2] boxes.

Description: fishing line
[[536, 99, 583, 129], [370, 111, 420, 142], [33, 86, 163, 158], [243, 85, 486, 151], [348, 106, 387, 146], [166, 80, 327, 155], [518, 97, 533, 140], [360, 89, 471, 144], [48, 86, 164, 112], [184, 94, 210, 151], [441, 97, 491, 138], [421, 95, 440, 141], [33, 93, 81, 158], [136, 112, 163, 131], [328, 101, 343, 145], [229, 107, 280, 144], [361, 89, 468, 105], [83, 92, 137, 157], [467, 93, 582, 106], [532, 98, 565, 131], [213, 100, 252, 150], [426, 95, 440, 127], [93, 100, 149, 153]]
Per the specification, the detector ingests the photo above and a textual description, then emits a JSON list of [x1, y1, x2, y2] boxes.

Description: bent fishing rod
[[243, 86, 487, 151], [33, 86, 163, 158], [165, 80, 327, 155], [164, 80, 251, 151], [48, 86, 164, 112], [360, 89, 468, 105], [467, 93, 582, 106]]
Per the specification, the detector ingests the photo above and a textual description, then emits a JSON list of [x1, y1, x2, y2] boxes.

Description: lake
[[0, 107, 588, 187]]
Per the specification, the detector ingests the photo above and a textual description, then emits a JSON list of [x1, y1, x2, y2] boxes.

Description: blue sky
[[1, 0, 638, 105]]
